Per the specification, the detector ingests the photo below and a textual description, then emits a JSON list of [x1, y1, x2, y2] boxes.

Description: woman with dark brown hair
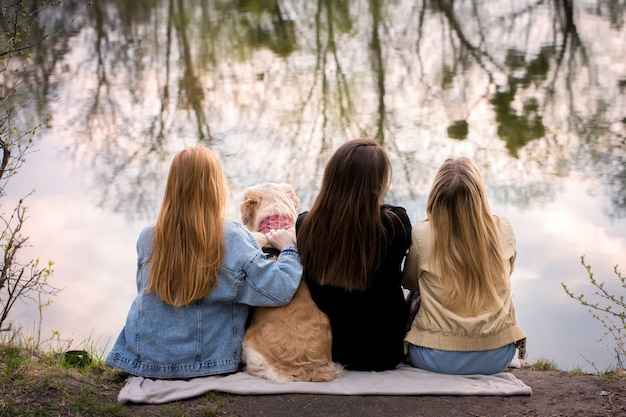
[[296, 138, 412, 371]]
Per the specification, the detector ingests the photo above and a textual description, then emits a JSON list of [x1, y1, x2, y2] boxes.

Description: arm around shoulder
[[228, 222, 302, 306]]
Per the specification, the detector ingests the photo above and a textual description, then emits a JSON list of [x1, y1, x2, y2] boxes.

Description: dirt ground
[[122, 368, 626, 417], [3, 352, 626, 417]]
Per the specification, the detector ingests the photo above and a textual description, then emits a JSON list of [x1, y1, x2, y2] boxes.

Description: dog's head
[[240, 183, 300, 232]]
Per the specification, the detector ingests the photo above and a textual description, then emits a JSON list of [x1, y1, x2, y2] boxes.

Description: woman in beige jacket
[[402, 157, 526, 375]]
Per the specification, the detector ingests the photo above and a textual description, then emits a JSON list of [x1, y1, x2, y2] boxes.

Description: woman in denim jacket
[[105, 145, 302, 379]]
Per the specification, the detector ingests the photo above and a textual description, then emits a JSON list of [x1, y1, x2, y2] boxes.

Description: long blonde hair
[[298, 138, 392, 292], [427, 157, 505, 316], [146, 145, 227, 307]]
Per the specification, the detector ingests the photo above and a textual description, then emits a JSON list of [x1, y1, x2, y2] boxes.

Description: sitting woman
[[403, 157, 526, 375], [296, 138, 412, 371], [106, 145, 302, 379]]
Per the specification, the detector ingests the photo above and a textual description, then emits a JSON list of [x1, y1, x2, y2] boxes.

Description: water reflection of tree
[[549, 0, 626, 218], [238, 0, 297, 57], [571, 103, 626, 219], [422, 0, 625, 217], [78, 1, 170, 219], [58, 0, 362, 215], [28, 0, 626, 218], [428, 0, 555, 156], [5, 1, 82, 120]]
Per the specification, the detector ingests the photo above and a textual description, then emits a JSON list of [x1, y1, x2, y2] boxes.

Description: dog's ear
[[240, 189, 260, 228], [281, 183, 300, 210]]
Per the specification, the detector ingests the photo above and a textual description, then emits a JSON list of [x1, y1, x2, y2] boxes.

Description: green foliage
[[0, 342, 131, 417], [0, 345, 24, 375], [447, 119, 468, 140], [561, 256, 625, 371], [489, 46, 556, 157], [71, 387, 128, 416], [527, 357, 559, 371], [0, 337, 229, 417], [568, 365, 588, 376]]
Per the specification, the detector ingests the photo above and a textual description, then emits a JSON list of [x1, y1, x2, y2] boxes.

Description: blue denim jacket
[[105, 220, 302, 378]]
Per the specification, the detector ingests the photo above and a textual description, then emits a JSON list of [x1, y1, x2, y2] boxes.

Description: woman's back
[[403, 157, 526, 375], [105, 145, 303, 379], [107, 220, 302, 378], [298, 205, 411, 371], [295, 139, 413, 371]]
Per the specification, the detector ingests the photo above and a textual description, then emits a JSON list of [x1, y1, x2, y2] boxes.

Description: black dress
[[296, 205, 412, 371]]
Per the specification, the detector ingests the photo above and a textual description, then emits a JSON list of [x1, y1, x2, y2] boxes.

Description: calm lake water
[[4, 0, 626, 372]]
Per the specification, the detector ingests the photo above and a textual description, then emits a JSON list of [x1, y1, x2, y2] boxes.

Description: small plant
[[568, 366, 587, 376], [528, 357, 559, 371], [0, 345, 25, 375], [561, 256, 625, 371]]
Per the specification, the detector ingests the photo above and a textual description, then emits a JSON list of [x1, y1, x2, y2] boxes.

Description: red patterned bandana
[[258, 214, 294, 234]]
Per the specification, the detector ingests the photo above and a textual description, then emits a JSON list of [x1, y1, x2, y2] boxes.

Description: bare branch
[[562, 256, 626, 370]]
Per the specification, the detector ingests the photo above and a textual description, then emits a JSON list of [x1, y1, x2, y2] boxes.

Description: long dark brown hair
[[297, 138, 392, 291]]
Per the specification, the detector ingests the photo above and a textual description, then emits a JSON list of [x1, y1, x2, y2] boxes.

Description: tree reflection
[[238, 0, 297, 57], [414, 0, 625, 217], [369, 0, 386, 143], [23, 0, 626, 218], [173, 0, 211, 140], [79, 0, 170, 219], [490, 47, 551, 157]]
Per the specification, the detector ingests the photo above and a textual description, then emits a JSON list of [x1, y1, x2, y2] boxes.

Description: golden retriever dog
[[240, 182, 341, 382]]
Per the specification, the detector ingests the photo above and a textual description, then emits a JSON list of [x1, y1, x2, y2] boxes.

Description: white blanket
[[117, 364, 532, 404]]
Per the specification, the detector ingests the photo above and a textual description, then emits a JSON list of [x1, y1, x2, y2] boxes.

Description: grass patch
[[526, 358, 559, 371], [1, 346, 24, 375], [600, 368, 626, 380], [568, 366, 588, 376], [71, 386, 128, 416], [0, 342, 228, 417], [0, 343, 127, 416]]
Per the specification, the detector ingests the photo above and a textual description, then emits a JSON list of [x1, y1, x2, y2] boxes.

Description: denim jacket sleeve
[[136, 224, 155, 293], [222, 221, 302, 307]]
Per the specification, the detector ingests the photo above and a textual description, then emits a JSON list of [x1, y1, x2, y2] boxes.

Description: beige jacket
[[402, 216, 526, 358]]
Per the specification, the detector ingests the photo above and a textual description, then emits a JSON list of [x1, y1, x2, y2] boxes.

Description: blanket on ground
[[117, 363, 531, 404]]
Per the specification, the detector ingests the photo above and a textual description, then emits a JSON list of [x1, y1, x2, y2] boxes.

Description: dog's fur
[[240, 182, 342, 382]]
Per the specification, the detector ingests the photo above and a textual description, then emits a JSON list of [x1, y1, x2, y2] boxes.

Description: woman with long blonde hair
[[297, 138, 412, 371], [106, 145, 302, 379], [403, 157, 526, 375]]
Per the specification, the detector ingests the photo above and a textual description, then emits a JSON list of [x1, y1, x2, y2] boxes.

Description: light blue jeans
[[407, 342, 517, 375]]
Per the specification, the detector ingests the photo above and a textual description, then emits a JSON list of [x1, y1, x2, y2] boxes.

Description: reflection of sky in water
[[4, 0, 626, 373], [7, 129, 625, 373]]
